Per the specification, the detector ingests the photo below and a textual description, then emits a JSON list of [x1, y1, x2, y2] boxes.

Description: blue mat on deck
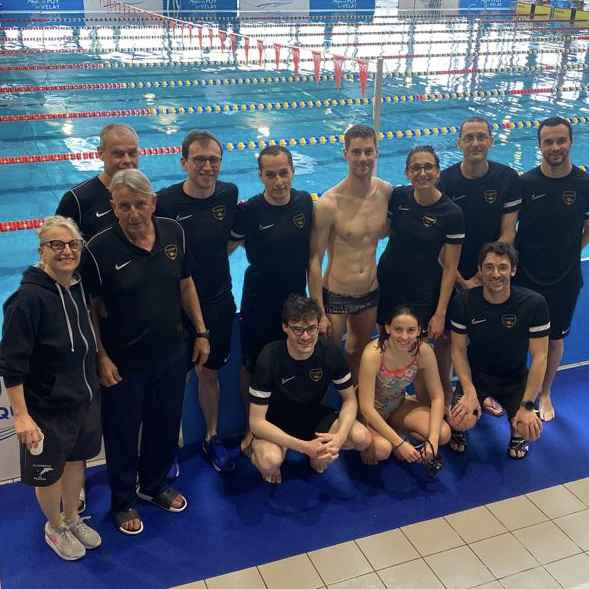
[[1, 365, 588, 589]]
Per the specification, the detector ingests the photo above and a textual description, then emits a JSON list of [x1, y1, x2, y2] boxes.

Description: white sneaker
[[44, 521, 86, 561], [66, 516, 102, 549]]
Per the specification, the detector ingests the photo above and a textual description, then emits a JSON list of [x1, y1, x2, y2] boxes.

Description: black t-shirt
[[379, 187, 465, 281], [249, 338, 351, 424], [439, 161, 522, 279], [55, 176, 114, 239], [156, 181, 238, 305], [82, 218, 189, 370], [450, 285, 550, 378], [230, 189, 313, 315], [515, 165, 589, 285]]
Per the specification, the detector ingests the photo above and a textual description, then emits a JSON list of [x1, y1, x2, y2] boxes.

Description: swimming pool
[[2, 4, 589, 320]]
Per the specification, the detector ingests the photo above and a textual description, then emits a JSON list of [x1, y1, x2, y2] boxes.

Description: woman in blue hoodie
[[0, 215, 102, 561]]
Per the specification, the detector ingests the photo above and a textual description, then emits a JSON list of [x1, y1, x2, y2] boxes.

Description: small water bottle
[[29, 431, 44, 456]]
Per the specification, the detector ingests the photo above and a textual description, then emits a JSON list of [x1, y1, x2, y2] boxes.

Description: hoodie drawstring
[[56, 283, 75, 352]]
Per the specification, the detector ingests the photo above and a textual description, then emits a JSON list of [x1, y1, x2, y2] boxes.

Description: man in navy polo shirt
[[83, 169, 209, 535]]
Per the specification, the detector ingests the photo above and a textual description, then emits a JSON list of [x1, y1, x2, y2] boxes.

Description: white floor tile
[[545, 553, 589, 588], [425, 545, 494, 589], [378, 558, 444, 589], [499, 567, 561, 589], [445, 506, 507, 544], [205, 567, 266, 589], [513, 520, 581, 564], [470, 533, 538, 578], [258, 553, 324, 589], [554, 509, 589, 550], [328, 572, 386, 589], [309, 541, 372, 586], [526, 485, 586, 519], [355, 529, 420, 570], [401, 517, 464, 556], [486, 496, 548, 531], [565, 477, 589, 506]]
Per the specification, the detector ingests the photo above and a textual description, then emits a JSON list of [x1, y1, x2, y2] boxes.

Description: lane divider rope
[[1, 115, 588, 167], [0, 85, 579, 123], [2, 35, 587, 56], [0, 46, 583, 70], [5, 30, 587, 45], [0, 62, 583, 83]]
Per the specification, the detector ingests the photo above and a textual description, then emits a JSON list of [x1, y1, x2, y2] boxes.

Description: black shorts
[[240, 307, 284, 373], [268, 405, 339, 442], [456, 370, 528, 419], [516, 270, 581, 340], [20, 395, 102, 487], [323, 288, 379, 316], [187, 294, 236, 371]]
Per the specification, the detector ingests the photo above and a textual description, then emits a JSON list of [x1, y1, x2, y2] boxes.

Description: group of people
[[0, 114, 587, 562]]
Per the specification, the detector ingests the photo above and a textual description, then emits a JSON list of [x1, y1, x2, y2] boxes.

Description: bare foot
[[262, 469, 282, 484], [310, 458, 329, 474], [539, 395, 555, 422], [120, 518, 142, 533], [483, 397, 504, 417]]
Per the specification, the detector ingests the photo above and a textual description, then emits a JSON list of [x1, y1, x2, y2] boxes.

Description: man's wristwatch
[[195, 330, 210, 340], [520, 400, 536, 412]]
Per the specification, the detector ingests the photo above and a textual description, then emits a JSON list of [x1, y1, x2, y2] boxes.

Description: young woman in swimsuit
[[358, 305, 450, 464]]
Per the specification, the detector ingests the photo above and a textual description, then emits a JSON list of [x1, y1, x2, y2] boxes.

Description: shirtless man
[[309, 125, 391, 381]]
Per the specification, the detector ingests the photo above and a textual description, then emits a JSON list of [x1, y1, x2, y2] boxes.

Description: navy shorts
[[187, 294, 236, 371]]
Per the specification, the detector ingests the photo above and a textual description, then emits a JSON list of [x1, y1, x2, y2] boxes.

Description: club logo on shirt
[[212, 204, 226, 221], [164, 244, 178, 261], [562, 191, 576, 206], [309, 368, 323, 382], [292, 213, 305, 229], [483, 190, 497, 205], [422, 215, 438, 228], [501, 314, 517, 328]]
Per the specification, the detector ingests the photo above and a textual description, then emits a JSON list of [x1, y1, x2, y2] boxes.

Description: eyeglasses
[[40, 239, 84, 252], [191, 156, 221, 167], [288, 324, 319, 337], [408, 163, 437, 174]]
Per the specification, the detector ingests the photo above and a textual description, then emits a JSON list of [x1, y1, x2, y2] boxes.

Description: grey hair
[[99, 123, 139, 149], [110, 169, 154, 198], [39, 215, 82, 242]]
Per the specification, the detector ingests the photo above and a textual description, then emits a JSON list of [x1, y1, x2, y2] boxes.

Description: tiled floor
[[169, 477, 589, 589]]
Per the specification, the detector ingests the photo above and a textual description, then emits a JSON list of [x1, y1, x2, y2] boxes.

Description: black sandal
[[449, 429, 468, 453], [416, 440, 443, 478], [114, 508, 144, 535], [507, 435, 529, 460], [137, 487, 188, 513]]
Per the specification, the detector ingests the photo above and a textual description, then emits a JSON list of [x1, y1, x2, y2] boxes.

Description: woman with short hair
[[0, 215, 102, 561]]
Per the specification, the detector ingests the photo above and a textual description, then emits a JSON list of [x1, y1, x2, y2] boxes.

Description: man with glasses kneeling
[[248, 294, 371, 484]]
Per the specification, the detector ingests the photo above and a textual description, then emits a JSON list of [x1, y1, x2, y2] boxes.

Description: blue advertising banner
[[0, 0, 84, 10], [459, 0, 515, 10], [309, 0, 374, 18], [164, 0, 237, 16]]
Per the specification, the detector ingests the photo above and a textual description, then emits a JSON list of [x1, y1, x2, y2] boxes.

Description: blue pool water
[[2, 8, 589, 318]]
